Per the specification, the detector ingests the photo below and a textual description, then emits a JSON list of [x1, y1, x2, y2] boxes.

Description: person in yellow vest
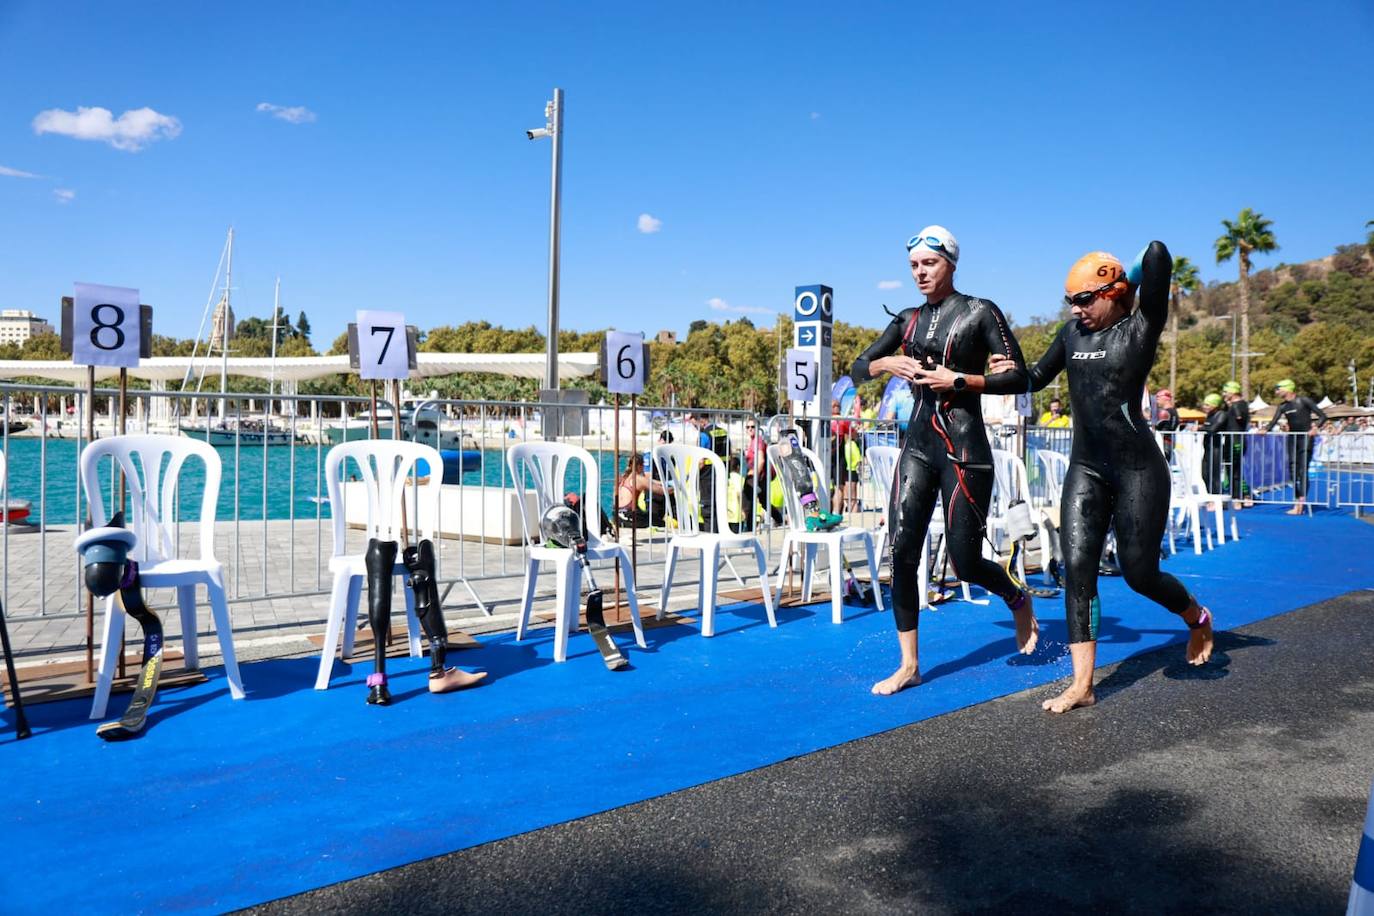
[[1038, 397, 1071, 428]]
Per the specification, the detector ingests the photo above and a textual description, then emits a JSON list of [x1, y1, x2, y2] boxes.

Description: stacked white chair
[[768, 442, 884, 624], [507, 443, 647, 662], [865, 445, 970, 609], [1173, 432, 1237, 547], [79, 434, 244, 719], [314, 440, 433, 690], [652, 444, 776, 636]]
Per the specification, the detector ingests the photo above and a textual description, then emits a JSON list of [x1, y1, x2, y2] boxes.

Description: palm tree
[[1366, 219, 1374, 252], [1214, 208, 1278, 397], [1168, 256, 1200, 392]]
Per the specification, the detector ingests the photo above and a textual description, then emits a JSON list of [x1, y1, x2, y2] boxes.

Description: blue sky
[[1, 0, 1372, 345]]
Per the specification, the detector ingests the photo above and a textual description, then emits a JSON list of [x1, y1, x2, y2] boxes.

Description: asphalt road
[[249, 591, 1374, 915]]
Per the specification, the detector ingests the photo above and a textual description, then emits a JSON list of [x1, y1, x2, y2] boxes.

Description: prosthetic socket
[[363, 536, 453, 706]]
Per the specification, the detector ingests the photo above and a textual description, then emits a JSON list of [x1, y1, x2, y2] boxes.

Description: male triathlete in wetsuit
[[1267, 379, 1328, 514], [852, 225, 1040, 697], [989, 242, 1214, 713], [1201, 393, 1233, 496], [1224, 381, 1251, 504]]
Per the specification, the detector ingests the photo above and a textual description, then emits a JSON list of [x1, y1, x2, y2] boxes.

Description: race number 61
[[785, 348, 818, 399], [356, 309, 410, 380], [72, 282, 141, 368], [604, 329, 647, 396]]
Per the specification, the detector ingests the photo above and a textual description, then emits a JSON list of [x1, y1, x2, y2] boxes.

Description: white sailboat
[[179, 229, 296, 446]]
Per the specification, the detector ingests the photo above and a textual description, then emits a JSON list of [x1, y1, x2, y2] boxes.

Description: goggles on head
[[1064, 277, 1126, 307]]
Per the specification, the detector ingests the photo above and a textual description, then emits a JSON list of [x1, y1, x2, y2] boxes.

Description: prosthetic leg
[[777, 430, 843, 531], [364, 538, 398, 706], [540, 505, 629, 671], [403, 539, 486, 693]]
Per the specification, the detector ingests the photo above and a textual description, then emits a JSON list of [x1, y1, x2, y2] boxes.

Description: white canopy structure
[[0, 352, 599, 385]]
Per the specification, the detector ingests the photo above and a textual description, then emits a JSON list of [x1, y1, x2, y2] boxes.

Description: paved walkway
[[252, 592, 1374, 915]]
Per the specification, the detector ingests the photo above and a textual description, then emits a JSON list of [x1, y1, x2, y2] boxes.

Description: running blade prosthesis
[[75, 513, 163, 741], [541, 504, 628, 671]]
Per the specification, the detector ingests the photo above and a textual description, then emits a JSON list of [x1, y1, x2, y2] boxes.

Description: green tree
[[1366, 219, 1374, 253], [295, 312, 312, 344], [1168, 256, 1201, 392], [1214, 207, 1278, 398]]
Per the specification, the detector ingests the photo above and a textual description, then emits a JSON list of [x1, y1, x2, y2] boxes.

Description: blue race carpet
[[2, 507, 1371, 913]]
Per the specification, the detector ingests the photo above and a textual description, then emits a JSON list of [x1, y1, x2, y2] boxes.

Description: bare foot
[[1012, 595, 1039, 655], [1042, 682, 1095, 713], [1184, 606, 1214, 666], [871, 665, 921, 696], [429, 668, 488, 693], [1285, 506, 1303, 516]]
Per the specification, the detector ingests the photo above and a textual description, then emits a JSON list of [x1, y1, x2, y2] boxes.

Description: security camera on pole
[[789, 284, 833, 474]]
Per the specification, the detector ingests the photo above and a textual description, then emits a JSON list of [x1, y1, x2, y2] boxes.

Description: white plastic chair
[[768, 443, 884, 624], [1174, 432, 1238, 547], [652, 444, 775, 636], [314, 441, 433, 690], [990, 449, 1051, 584], [507, 443, 647, 662], [78, 434, 244, 719], [863, 445, 969, 609]]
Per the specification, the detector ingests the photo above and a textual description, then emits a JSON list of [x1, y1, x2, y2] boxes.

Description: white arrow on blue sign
[[798, 326, 816, 345]]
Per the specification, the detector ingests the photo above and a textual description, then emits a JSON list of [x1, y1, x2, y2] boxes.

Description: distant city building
[[656, 330, 677, 346], [0, 309, 54, 345], [209, 296, 235, 351]]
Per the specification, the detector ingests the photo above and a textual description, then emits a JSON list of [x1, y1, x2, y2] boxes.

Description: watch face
[[953, 375, 966, 390]]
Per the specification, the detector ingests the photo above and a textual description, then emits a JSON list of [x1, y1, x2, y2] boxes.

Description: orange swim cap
[[1065, 251, 1128, 300]]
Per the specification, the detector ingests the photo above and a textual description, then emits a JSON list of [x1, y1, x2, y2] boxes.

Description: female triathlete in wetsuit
[[1267, 380, 1328, 514], [853, 225, 1040, 697], [990, 242, 1214, 713]]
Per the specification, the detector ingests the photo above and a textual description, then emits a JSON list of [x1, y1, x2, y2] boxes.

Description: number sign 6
[[605, 329, 646, 395]]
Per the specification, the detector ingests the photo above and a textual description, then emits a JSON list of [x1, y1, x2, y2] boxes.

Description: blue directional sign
[[794, 285, 834, 325], [797, 324, 818, 346]]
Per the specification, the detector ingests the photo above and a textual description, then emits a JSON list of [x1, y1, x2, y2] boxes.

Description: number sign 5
[[785, 348, 818, 399]]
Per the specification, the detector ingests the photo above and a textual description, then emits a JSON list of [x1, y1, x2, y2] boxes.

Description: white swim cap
[[906, 225, 959, 265]]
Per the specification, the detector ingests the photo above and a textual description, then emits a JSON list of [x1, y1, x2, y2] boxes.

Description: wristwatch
[[952, 373, 968, 391]]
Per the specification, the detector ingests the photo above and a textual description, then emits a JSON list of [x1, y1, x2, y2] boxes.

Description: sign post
[[62, 283, 152, 683], [601, 330, 648, 622], [791, 285, 833, 468]]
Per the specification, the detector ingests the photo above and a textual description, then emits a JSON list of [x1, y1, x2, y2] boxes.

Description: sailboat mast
[[269, 276, 280, 416], [220, 227, 234, 422]]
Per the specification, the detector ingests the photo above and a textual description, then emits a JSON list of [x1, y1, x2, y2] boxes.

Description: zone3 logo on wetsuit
[[1070, 350, 1107, 360]]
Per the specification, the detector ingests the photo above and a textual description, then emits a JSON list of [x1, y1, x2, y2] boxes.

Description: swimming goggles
[[906, 234, 952, 255], [1064, 278, 1125, 307]]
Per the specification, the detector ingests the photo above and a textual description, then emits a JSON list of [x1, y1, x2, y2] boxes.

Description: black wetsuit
[[1226, 398, 1250, 498], [1017, 242, 1194, 643], [853, 292, 1029, 632], [1267, 396, 1328, 499], [1202, 407, 1234, 495], [1155, 405, 1180, 461]]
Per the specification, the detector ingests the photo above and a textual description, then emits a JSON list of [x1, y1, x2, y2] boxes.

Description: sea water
[[1, 438, 626, 524]]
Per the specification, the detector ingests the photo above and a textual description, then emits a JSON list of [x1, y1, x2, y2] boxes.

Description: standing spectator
[[1267, 379, 1328, 515], [1155, 388, 1180, 461], [1223, 381, 1251, 507], [1038, 397, 1071, 428], [741, 420, 765, 531]]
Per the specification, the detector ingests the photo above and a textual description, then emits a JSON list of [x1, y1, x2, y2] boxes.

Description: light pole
[[527, 88, 564, 392]]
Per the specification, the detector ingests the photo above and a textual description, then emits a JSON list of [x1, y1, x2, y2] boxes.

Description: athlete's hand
[[874, 355, 922, 381], [986, 354, 1017, 375], [912, 364, 958, 391]]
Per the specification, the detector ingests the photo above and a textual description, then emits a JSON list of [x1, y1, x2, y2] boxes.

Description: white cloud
[[708, 297, 772, 315], [256, 102, 317, 124], [53, 188, 75, 204], [0, 164, 40, 179], [637, 213, 662, 234], [32, 106, 181, 151], [877, 280, 902, 290]]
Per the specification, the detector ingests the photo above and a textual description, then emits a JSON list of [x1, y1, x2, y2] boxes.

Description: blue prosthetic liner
[[74, 525, 137, 597], [1126, 244, 1149, 287]]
